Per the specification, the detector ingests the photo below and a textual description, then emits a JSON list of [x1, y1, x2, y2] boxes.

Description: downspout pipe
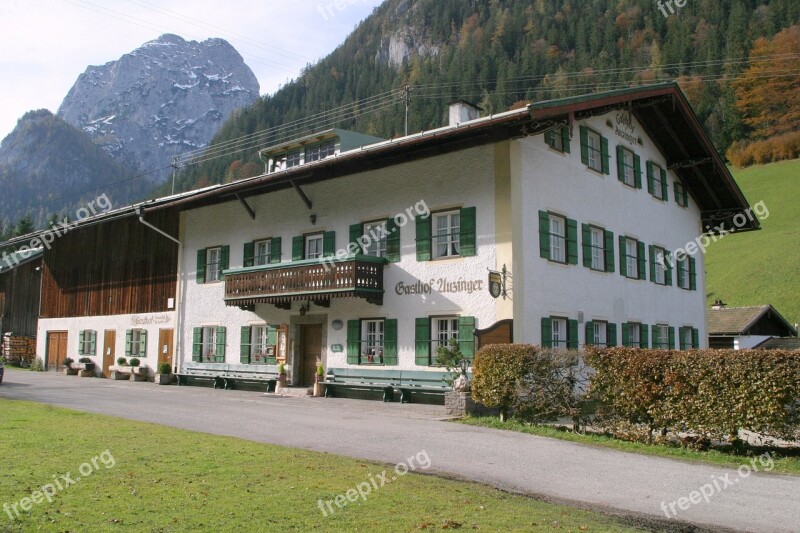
[[135, 207, 184, 374]]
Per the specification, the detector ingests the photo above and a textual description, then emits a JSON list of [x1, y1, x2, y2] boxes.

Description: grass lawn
[[459, 417, 800, 476], [0, 400, 645, 532], [706, 159, 800, 324]]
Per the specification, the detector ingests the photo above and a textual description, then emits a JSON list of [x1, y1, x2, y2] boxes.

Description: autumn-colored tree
[[734, 25, 800, 139]]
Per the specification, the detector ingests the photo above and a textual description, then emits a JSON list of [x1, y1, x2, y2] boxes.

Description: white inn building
[[10, 84, 757, 388]]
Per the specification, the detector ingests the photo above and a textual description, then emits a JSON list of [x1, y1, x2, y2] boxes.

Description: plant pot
[[79, 369, 95, 378], [313, 382, 324, 397], [111, 369, 130, 380], [155, 373, 172, 385], [278, 374, 287, 387], [64, 368, 79, 376]]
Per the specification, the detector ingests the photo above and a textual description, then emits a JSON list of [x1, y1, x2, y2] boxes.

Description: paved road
[[2, 370, 798, 533]]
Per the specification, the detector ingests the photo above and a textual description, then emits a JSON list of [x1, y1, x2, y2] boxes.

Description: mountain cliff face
[[0, 110, 149, 229], [57, 34, 260, 182]]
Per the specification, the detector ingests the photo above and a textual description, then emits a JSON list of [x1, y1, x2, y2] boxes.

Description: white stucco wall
[[180, 145, 500, 378], [512, 111, 708, 347], [36, 311, 176, 374]]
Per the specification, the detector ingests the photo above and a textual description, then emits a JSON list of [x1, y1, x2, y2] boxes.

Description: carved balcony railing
[[224, 255, 386, 308]]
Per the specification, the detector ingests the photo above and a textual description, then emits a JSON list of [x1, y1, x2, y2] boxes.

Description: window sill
[[429, 256, 464, 264]]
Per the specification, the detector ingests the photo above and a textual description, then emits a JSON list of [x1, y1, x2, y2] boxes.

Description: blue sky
[[0, 0, 384, 140]]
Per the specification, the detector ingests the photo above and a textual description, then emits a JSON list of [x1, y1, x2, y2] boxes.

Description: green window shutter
[[649, 245, 656, 282], [665, 253, 673, 286], [616, 145, 625, 182], [90, 330, 97, 356], [539, 211, 551, 260], [646, 161, 655, 195], [668, 327, 676, 350], [604, 230, 615, 273], [607, 323, 617, 347], [682, 186, 689, 207], [689, 257, 697, 290], [196, 248, 207, 284], [541, 317, 553, 349], [637, 241, 647, 280], [125, 329, 133, 356], [618, 235, 627, 277], [415, 215, 431, 262], [561, 126, 571, 153], [220, 246, 230, 276], [661, 168, 669, 201], [349, 223, 363, 252], [582, 224, 592, 268], [460, 206, 476, 257], [544, 128, 555, 148], [678, 327, 687, 350], [346, 320, 360, 364], [600, 136, 610, 174], [386, 218, 400, 262], [243, 241, 255, 268], [240, 326, 251, 364], [323, 231, 335, 257], [652, 324, 661, 348], [269, 237, 282, 263], [192, 328, 202, 362], [677, 257, 685, 288], [566, 218, 578, 265], [458, 316, 476, 358], [633, 153, 642, 189], [215, 327, 226, 362], [292, 236, 304, 261], [621, 323, 630, 347], [139, 330, 147, 358], [415, 317, 430, 366], [579, 125, 589, 165], [585, 321, 594, 346], [641, 324, 649, 348], [266, 325, 277, 345], [78, 331, 85, 355], [568, 319, 579, 350], [383, 319, 398, 365], [674, 181, 681, 205], [692, 328, 700, 348]]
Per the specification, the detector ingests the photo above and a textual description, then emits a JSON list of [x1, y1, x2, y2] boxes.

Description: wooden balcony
[[224, 255, 386, 308]]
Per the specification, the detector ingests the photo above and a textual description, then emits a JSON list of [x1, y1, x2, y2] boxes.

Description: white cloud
[[0, 0, 383, 140]]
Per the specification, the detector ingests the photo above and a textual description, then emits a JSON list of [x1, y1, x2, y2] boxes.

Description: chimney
[[448, 100, 482, 126], [712, 299, 727, 310]]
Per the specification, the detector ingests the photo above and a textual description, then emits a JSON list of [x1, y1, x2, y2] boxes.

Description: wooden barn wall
[[40, 211, 179, 318], [0, 259, 41, 336]]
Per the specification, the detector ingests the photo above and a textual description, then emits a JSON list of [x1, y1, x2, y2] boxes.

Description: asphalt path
[[2, 370, 798, 532]]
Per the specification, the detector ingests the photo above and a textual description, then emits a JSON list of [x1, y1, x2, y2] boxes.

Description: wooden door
[[47, 331, 68, 370], [300, 324, 322, 386], [158, 329, 174, 371], [102, 330, 116, 378]]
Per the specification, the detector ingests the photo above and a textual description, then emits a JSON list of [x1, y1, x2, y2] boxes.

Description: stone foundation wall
[[445, 391, 500, 417]]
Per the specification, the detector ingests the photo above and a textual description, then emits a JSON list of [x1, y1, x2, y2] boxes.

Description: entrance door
[[299, 324, 322, 386], [46, 331, 68, 370], [158, 329, 174, 371], [102, 330, 116, 378]]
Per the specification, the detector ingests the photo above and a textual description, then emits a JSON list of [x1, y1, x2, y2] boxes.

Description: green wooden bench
[[397, 370, 455, 403], [177, 363, 278, 392], [322, 368, 402, 402]]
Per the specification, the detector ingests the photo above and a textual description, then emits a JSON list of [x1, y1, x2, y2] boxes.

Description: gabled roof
[[707, 305, 798, 336], [753, 337, 800, 351], [0, 247, 43, 274]]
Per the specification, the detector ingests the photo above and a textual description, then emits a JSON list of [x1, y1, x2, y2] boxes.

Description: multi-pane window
[[206, 247, 222, 282], [286, 151, 301, 168], [361, 319, 385, 364], [678, 257, 691, 289], [652, 163, 665, 200], [433, 211, 461, 259], [654, 324, 670, 349], [674, 181, 688, 207], [625, 238, 638, 278], [590, 227, 604, 271], [628, 323, 641, 347], [619, 147, 636, 187], [78, 330, 96, 356], [592, 321, 608, 347], [433, 317, 460, 354], [305, 234, 323, 259], [202, 327, 217, 361], [549, 214, 566, 263], [586, 130, 602, 172], [654, 247, 666, 285], [254, 239, 271, 266], [679, 326, 699, 350], [363, 221, 387, 258], [551, 318, 568, 351], [128, 329, 146, 357], [252, 325, 269, 360], [545, 125, 569, 153], [306, 140, 335, 162]]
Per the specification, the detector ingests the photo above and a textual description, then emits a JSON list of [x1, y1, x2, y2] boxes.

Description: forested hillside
[[174, 0, 800, 192]]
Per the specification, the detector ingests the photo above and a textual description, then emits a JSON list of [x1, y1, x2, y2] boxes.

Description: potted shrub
[[155, 362, 172, 385], [313, 364, 325, 397], [277, 362, 287, 388], [63, 357, 78, 375], [129, 357, 149, 381], [111, 357, 131, 380], [77, 356, 95, 377]]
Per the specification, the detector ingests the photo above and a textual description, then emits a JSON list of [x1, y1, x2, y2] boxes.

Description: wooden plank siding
[[40, 211, 179, 318], [0, 258, 42, 336]]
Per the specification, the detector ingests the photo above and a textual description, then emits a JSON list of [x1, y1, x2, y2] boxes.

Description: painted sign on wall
[[395, 277, 484, 296]]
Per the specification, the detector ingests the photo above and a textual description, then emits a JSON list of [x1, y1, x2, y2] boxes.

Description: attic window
[[306, 140, 336, 162]]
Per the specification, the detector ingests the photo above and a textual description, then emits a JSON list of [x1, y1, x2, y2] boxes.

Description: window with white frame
[[652, 162, 666, 200], [202, 326, 217, 360], [286, 151, 301, 168], [206, 247, 222, 282], [678, 257, 691, 289], [654, 324, 670, 349], [593, 321, 608, 347], [360, 319, 385, 364], [252, 325, 269, 361], [306, 140, 335, 162], [681, 327, 694, 350], [590, 226, 604, 271], [586, 129, 602, 172], [129, 329, 146, 357], [433, 211, 461, 259], [254, 239, 271, 266], [363, 220, 387, 258], [305, 234, 324, 259], [549, 214, 566, 263], [619, 147, 636, 187], [628, 323, 641, 347], [432, 317, 459, 354], [78, 330, 96, 356], [654, 247, 666, 285], [625, 238, 638, 278], [552, 317, 568, 351]]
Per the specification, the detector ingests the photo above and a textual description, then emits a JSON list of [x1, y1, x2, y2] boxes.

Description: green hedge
[[585, 347, 800, 442]]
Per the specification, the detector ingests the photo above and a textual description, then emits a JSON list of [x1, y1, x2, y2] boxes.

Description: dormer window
[[306, 140, 336, 162], [286, 151, 301, 168]]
